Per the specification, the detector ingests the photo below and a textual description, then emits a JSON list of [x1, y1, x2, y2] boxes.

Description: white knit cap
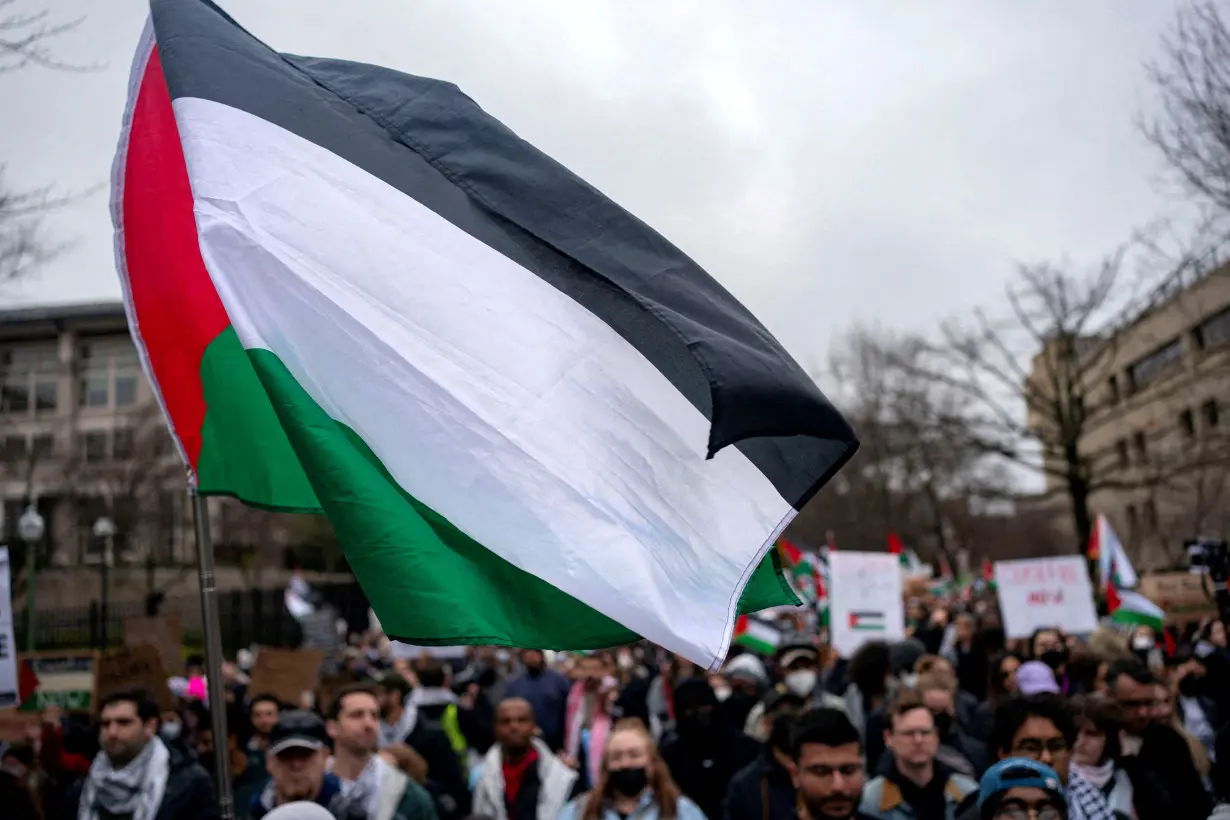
[[262, 802, 335, 820]]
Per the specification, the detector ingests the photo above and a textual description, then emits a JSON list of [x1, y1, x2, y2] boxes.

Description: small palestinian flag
[[733, 615, 782, 655], [112, 0, 858, 668], [849, 611, 887, 631]]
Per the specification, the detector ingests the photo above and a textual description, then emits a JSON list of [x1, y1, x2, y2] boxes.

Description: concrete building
[[0, 301, 342, 608], [1027, 269, 1230, 568]]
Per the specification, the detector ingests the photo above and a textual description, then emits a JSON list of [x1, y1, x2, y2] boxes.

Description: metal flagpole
[[191, 485, 236, 820]]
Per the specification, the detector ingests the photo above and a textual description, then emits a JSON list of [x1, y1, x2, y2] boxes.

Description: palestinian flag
[[1109, 590, 1165, 632], [849, 611, 886, 631], [112, 1, 857, 668], [733, 615, 782, 655]]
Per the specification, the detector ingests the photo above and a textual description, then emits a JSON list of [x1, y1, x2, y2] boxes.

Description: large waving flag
[[1090, 514, 1138, 610], [112, 1, 857, 667]]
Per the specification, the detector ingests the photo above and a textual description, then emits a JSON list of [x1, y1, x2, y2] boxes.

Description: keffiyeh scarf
[[1067, 771, 1115, 820], [78, 736, 170, 820]]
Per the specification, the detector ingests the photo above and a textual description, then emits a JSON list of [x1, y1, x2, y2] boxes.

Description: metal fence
[[13, 580, 371, 662]]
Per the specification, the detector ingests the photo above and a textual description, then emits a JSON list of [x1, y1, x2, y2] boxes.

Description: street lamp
[[18, 505, 45, 653], [93, 516, 116, 650]]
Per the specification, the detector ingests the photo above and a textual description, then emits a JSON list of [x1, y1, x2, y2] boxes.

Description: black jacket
[[723, 747, 795, 820], [409, 705, 472, 820], [59, 742, 218, 820], [1120, 723, 1213, 820]]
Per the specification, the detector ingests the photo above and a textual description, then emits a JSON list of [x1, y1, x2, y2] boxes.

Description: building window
[[78, 338, 139, 409], [1126, 504, 1138, 531], [81, 431, 108, 463], [112, 428, 134, 460], [1, 435, 27, 463], [1180, 408, 1196, 440], [1144, 499, 1158, 531], [1127, 338, 1184, 393], [1, 344, 59, 415], [1116, 439, 1129, 468], [1195, 306, 1230, 350], [1133, 431, 1148, 463], [1204, 399, 1220, 429], [31, 435, 53, 459], [1107, 375, 1120, 404]]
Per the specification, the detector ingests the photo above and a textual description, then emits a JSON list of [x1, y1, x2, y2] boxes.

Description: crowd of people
[[1, 591, 1228, 820]]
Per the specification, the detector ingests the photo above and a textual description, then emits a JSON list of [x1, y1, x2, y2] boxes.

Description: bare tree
[[1146, 1, 1230, 218]]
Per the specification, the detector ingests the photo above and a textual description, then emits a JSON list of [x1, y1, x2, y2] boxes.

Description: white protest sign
[[995, 555, 1098, 639], [828, 551, 905, 658], [0, 548, 17, 708]]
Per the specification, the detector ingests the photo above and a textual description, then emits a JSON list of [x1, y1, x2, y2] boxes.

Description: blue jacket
[[504, 669, 572, 750], [859, 772, 977, 820]]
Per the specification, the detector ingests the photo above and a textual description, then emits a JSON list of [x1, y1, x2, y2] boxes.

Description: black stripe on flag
[[148, 0, 858, 511]]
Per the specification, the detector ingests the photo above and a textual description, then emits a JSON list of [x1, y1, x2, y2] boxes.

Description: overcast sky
[[0, 0, 1194, 370]]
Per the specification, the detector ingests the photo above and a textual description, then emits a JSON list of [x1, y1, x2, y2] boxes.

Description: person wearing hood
[[377, 669, 469, 820], [659, 677, 739, 820], [723, 687, 808, 820]]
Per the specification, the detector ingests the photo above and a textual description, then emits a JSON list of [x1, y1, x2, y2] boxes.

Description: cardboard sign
[[124, 615, 183, 674], [828, 551, 905, 658], [97, 644, 174, 713], [16, 651, 97, 713], [0, 548, 16, 709], [995, 556, 1098, 639], [1138, 572, 1218, 624], [248, 648, 324, 707]]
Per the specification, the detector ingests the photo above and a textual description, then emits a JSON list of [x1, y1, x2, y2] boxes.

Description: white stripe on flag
[[172, 96, 794, 667]]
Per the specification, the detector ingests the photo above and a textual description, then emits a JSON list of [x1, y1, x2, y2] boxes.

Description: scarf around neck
[[328, 753, 387, 818], [79, 736, 171, 820], [382, 686, 458, 746], [1069, 759, 1115, 790]]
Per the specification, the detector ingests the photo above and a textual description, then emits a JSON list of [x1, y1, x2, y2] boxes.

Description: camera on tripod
[[1186, 537, 1230, 622]]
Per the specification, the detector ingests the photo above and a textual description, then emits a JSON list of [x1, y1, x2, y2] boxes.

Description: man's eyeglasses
[[1011, 738, 1069, 757], [895, 728, 936, 739], [994, 802, 1063, 820]]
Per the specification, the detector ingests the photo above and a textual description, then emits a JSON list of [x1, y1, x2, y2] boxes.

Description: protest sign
[[0, 548, 17, 708], [249, 648, 324, 706], [1138, 572, 1218, 624], [124, 615, 182, 673], [828, 551, 905, 658], [97, 644, 174, 713], [995, 556, 1098, 639], [389, 643, 468, 662], [16, 651, 97, 712]]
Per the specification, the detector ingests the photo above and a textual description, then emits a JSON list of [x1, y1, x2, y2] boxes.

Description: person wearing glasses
[[985, 696, 1112, 820], [971, 758, 1068, 820], [859, 689, 977, 819]]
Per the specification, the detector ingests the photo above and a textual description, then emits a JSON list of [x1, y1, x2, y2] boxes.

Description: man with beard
[[790, 708, 875, 820], [660, 677, 738, 820], [724, 687, 807, 820], [326, 685, 437, 820], [504, 650, 572, 752]]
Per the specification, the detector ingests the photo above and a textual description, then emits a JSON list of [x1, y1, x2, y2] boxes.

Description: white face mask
[[713, 686, 732, 702], [784, 669, 817, 698], [1131, 634, 1153, 651], [159, 722, 182, 741]]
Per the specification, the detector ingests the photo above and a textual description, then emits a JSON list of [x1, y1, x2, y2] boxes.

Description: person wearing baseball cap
[[251, 711, 364, 820], [972, 758, 1067, 820]]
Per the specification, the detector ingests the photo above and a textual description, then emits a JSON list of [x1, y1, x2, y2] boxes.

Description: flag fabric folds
[[111, 1, 858, 668]]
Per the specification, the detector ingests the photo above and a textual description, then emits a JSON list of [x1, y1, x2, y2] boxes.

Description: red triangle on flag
[[1106, 582, 1122, 613], [18, 658, 39, 704], [887, 532, 904, 556]]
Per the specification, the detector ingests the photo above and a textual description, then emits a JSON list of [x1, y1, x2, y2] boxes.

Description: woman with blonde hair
[[558, 718, 705, 820]]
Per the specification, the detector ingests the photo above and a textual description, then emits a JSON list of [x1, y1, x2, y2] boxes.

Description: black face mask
[[1039, 649, 1067, 671], [608, 767, 648, 797], [931, 711, 954, 738], [1179, 674, 1205, 698], [726, 693, 757, 724], [680, 709, 714, 734]]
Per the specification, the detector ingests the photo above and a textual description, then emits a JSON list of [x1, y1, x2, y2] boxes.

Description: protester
[[724, 687, 808, 820], [0, 742, 42, 820], [564, 652, 618, 792], [1067, 696, 1133, 819], [251, 710, 362, 820], [1106, 658, 1213, 819], [988, 695, 1114, 820], [969, 758, 1068, 820], [470, 697, 580, 820], [62, 686, 218, 820], [659, 677, 739, 819], [558, 718, 705, 820], [914, 671, 989, 777], [325, 684, 437, 820], [503, 650, 572, 752], [786, 707, 874, 820], [859, 689, 977, 820]]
